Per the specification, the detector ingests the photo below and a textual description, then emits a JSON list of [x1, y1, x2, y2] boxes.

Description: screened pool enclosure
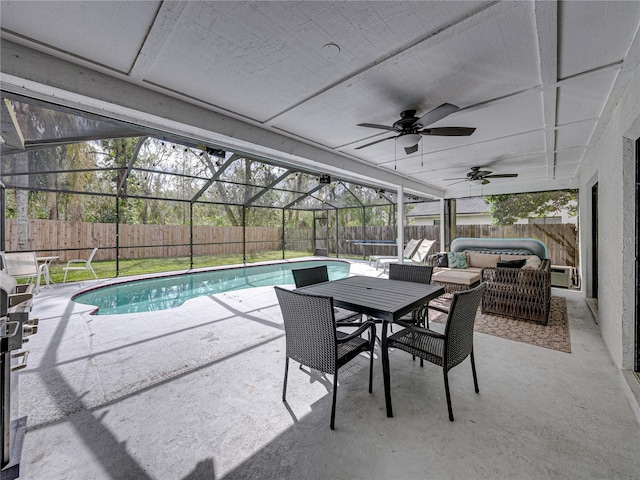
[[1, 94, 430, 278]]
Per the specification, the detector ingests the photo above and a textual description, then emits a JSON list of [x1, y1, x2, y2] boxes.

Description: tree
[[485, 190, 578, 225]]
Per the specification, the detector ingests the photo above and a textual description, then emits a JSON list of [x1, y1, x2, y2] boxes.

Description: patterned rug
[[429, 296, 571, 353]]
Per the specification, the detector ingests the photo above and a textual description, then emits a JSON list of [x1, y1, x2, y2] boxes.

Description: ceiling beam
[[534, 0, 558, 180], [444, 176, 578, 199], [128, 2, 187, 80]]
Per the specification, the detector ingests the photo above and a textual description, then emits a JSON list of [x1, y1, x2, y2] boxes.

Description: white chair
[[2, 251, 46, 292], [63, 247, 99, 283], [381, 239, 437, 273], [370, 239, 422, 270]]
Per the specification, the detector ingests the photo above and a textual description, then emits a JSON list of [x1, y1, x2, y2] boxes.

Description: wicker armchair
[[381, 283, 486, 421], [481, 259, 551, 324], [292, 266, 362, 323], [274, 287, 376, 430]]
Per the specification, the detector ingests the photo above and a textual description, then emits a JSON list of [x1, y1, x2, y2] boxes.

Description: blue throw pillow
[[447, 252, 468, 269]]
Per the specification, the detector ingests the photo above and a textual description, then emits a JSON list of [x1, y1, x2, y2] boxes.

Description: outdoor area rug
[[429, 296, 571, 353]]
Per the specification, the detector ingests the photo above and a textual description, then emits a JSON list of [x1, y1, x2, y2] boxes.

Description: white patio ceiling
[[1, 1, 639, 199]]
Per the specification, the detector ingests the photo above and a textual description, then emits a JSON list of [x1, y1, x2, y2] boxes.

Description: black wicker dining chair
[[387, 263, 434, 327], [274, 286, 376, 430], [382, 282, 486, 421], [292, 266, 362, 323]]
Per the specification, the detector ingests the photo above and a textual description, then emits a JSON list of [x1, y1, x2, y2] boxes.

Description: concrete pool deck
[[15, 260, 640, 479]]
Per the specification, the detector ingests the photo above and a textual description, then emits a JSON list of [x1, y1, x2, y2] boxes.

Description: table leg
[[381, 320, 393, 417], [44, 264, 50, 286]]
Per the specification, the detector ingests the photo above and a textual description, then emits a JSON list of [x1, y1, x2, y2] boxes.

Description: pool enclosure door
[[313, 214, 329, 256]]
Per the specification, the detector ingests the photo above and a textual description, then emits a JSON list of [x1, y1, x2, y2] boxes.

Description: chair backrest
[[444, 282, 486, 370], [388, 263, 433, 284], [0, 270, 18, 296], [292, 265, 329, 288], [410, 239, 436, 263], [403, 239, 422, 258], [86, 247, 99, 264], [274, 287, 338, 374], [2, 252, 38, 278]]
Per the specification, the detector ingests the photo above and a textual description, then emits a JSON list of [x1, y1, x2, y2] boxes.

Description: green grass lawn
[[43, 250, 363, 284]]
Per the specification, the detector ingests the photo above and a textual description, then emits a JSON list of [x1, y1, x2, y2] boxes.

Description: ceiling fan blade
[[404, 144, 419, 155], [355, 135, 397, 150], [420, 127, 476, 136], [484, 173, 518, 178], [416, 103, 459, 127], [443, 176, 467, 181], [357, 123, 397, 131]]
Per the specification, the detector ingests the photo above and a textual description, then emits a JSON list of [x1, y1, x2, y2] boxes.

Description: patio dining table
[[295, 275, 445, 417]]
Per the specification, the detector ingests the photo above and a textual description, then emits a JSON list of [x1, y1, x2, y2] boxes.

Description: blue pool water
[[72, 260, 351, 315]]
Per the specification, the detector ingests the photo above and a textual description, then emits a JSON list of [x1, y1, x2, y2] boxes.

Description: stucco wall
[[578, 36, 640, 369]]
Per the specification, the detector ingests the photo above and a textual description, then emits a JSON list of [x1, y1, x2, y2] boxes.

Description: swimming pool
[[72, 260, 351, 315]]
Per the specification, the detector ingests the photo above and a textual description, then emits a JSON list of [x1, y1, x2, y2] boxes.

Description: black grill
[[1, 270, 38, 479]]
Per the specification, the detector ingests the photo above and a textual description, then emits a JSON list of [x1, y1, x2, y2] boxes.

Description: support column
[[439, 199, 446, 252], [397, 186, 404, 263], [442, 198, 457, 251]]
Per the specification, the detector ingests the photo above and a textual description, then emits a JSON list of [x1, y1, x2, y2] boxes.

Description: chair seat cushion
[[432, 270, 481, 285]]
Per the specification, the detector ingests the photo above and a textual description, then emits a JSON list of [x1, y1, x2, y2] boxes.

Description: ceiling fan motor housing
[[393, 111, 421, 131]]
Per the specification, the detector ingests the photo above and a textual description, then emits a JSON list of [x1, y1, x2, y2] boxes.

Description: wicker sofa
[[429, 238, 551, 324]]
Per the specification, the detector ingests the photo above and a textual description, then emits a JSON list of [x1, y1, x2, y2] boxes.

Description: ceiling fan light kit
[[395, 133, 421, 147]]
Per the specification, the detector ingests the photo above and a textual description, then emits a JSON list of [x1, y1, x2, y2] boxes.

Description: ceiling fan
[[355, 103, 475, 155], [445, 166, 519, 186]]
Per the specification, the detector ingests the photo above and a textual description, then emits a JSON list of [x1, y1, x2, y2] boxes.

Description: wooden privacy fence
[[4, 219, 282, 262], [4, 219, 579, 267]]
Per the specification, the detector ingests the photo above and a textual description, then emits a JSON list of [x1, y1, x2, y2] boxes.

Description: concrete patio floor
[[14, 260, 640, 479]]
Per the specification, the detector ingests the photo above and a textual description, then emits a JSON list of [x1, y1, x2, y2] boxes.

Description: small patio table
[[37, 255, 59, 287], [295, 275, 445, 417]]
